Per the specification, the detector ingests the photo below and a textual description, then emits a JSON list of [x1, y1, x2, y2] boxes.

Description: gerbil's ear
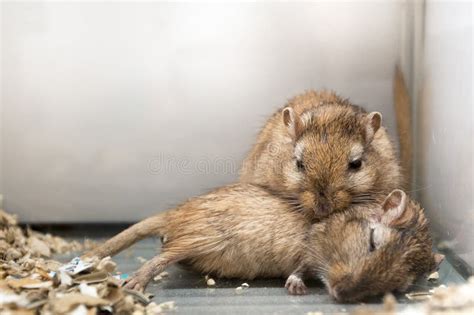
[[381, 189, 415, 228], [282, 107, 303, 140], [431, 253, 445, 271], [365, 112, 382, 143]]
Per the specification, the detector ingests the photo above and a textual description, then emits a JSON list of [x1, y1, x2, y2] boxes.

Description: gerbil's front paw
[[285, 274, 308, 295], [123, 275, 149, 292]]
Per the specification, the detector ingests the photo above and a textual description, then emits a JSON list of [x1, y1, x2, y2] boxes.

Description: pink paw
[[285, 274, 308, 295]]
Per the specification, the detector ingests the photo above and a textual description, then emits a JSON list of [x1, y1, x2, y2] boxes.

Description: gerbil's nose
[[315, 192, 330, 217], [318, 203, 329, 215], [328, 275, 365, 302], [328, 280, 354, 302]]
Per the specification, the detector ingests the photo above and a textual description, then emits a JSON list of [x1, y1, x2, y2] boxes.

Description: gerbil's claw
[[285, 274, 308, 295], [123, 276, 146, 292]]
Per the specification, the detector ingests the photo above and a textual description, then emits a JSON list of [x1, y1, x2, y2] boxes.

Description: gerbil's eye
[[369, 228, 376, 252], [296, 159, 305, 172], [348, 159, 362, 171]]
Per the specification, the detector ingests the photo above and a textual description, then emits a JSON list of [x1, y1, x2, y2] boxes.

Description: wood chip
[[146, 301, 176, 313], [206, 278, 216, 286], [97, 256, 116, 273], [153, 271, 169, 282], [0, 209, 18, 225], [79, 282, 98, 298], [7, 278, 52, 290], [428, 271, 439, 281], [27, 237, 51, 258], [73, 271, 109, 284], [383, 293, 396, 312], [59, 270, 73, 286], [405, 291, 432, 301], [0, 291, 29, 307], [51, 293, 110, 314], [136, 257, 147, 264]]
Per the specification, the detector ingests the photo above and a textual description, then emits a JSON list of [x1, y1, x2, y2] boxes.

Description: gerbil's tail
[[83, 212, 167, 259]]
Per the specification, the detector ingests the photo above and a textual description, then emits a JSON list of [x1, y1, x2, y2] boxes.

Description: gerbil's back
[[163, 184, 310, 279]]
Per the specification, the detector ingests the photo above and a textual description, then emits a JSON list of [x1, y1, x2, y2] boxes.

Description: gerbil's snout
[[310, 188, 351, 218], [300, 190, 331, 218], [315, 191, 331, 217], [326, 264, 363, 302], [327, 274, 367, 302], [316, 203, 329, 216], [327, 275, 351, 302], [327, 283, 344, 302]]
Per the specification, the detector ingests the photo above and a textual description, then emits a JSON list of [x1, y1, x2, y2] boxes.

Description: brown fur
[[297, 191, 438, 302], [240, 90, 403, 219], [85, 185, 438, 301]]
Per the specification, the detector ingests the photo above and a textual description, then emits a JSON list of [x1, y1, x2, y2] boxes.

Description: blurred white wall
[[1, 1, 402, 222], [415, 0, 473, 266]]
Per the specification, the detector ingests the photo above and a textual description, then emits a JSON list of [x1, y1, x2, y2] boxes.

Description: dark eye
[[296, 159, 305, 172], [348, 159, 362, 171], [369, 228, 376, 252]]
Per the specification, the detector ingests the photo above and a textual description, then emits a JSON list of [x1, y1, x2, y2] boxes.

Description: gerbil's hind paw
[[285, 274, 308, 295], [123, 275, 148, 292]]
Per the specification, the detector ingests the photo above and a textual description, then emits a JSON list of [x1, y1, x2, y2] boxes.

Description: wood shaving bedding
[[0, 209, 174, 314]]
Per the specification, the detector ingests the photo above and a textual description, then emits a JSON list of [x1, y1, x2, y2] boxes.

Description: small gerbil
[[240, 90, 403, 219], [286, 189, 443, 301], [85, 184, 441, 301]]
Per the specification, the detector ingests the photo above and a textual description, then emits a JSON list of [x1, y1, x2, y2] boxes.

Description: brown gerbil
[[86, 184, 310, 283], [240, 90, 403, 219], [85, 184, 441, 301], [285, 189, 444, 301]]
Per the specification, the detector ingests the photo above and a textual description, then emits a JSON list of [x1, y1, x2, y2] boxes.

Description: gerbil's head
[[282, 104, 387, 218], [309, 190, 443, 302]]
